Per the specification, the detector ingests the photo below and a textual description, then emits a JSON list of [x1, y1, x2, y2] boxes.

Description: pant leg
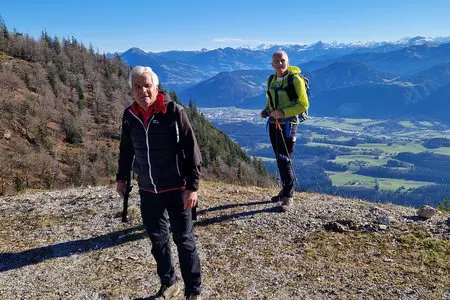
[[269, 123, 298, 197], [139, 190, 176, 286], [165, 190, 202, 296]]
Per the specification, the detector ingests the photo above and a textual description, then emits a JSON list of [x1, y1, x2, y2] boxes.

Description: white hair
[[128, 66, 159, 88], [272, 50, 289, 64]]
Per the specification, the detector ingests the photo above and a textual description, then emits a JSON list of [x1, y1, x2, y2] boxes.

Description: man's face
[[132, 73, 158, 109], [272, 53, 289, 75]]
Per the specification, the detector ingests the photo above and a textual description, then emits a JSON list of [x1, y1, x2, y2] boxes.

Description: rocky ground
[[1, 181, 449, 299]]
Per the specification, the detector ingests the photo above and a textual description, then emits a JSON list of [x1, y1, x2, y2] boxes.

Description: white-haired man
[[116, 66, 202, 299]]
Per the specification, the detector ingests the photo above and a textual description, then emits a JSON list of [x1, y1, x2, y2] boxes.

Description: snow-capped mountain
[[251, 36, 448, 51], [116, 36, 450, 96]]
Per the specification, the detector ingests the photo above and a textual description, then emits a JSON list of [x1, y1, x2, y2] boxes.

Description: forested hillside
[[0, 20, 272, 195]]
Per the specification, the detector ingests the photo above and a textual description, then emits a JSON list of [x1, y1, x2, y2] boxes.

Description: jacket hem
[[139, 186, 186, 194]]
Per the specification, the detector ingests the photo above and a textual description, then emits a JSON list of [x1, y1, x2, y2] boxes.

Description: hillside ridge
[[0, 37, 272, 195]]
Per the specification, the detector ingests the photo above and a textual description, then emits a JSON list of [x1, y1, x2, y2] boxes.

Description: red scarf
[[130, 93, 167, 127]]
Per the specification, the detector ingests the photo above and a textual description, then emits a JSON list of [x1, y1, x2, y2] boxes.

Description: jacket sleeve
[[282, 75, 309, 118], [116, 112, 134, 181], [178, 108, 202, 191]]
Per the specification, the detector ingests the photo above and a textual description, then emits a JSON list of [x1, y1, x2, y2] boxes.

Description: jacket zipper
[[174, 121, 181, 176], [129, 110, 157, 193]]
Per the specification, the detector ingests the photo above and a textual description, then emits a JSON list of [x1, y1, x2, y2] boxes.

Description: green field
[[308, 135, 354, 142], [307, 117, 386, 130], [307, 142, 348, 148], [431, 147, 450, 155], [396, 130, 450, 139], [332, 155, 389, 167], [398, 121, 416, 128], [304, 119, 361, 131], [328, 172, 435, 191], [344, 118, 379, 125], [417, 121, 435, 127], [327, 172, 375, 188], [308, 141, 450, 158], [255, 143, 272, 150], [256, 156, 276, 162], [308, 132, 329, 139], [355, 143, 427, 154]]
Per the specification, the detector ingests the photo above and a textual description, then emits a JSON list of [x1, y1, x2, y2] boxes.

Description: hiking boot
[[280, 196, 293, 212], [271, 190, 284, 202], [155, 283, 180, 299], [186, 295, 202, 300]]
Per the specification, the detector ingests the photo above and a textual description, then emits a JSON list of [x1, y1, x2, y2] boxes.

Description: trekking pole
[[274, 119, 281, 187], [276, 119, 299, 188], [121, 171, 133, 223], [192, 204, 197, 221]]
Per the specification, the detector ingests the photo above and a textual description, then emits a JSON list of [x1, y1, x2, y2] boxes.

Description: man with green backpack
[[260, 50, 309, 212]]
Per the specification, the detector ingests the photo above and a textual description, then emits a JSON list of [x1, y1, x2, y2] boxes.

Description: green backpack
[[266, 73, 310, 122]]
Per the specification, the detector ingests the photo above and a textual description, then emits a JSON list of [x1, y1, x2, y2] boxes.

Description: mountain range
[[114, 36, 450, 122], [112, 36, 450, 89]]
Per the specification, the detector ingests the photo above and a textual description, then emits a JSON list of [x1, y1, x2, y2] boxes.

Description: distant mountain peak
[[394, 36, 435, 46], [124, 47, 147, 55], [254, 43, 275, 50]]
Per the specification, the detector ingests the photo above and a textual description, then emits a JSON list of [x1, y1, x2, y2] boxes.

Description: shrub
[[62, 116, 83, 144], [437, 197, 450, 213], [13, 174, 25, 192]]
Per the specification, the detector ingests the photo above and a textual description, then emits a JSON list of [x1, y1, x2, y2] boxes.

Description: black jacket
[[116, 93, 201, 193]]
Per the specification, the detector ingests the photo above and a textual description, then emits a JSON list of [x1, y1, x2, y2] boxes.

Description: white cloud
[[212, 37, 262, 44], [212, 38, 310, 48]]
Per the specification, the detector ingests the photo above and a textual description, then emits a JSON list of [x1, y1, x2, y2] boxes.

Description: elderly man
[[261, 50, 309, 212], [116, 66, 202, 300]]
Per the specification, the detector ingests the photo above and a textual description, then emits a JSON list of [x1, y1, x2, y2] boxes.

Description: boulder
[[417, 205, 437, 219], [4, 130, 11, 140]]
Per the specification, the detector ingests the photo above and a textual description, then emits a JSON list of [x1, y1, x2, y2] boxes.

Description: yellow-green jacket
[[264, 66, 309, 124]]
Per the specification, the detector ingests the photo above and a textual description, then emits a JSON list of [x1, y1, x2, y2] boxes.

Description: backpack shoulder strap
[[286, 73, 310, 100], [299, 74, 310, 97], [267, 74, 275, 91], [285, 73, 298, 101]]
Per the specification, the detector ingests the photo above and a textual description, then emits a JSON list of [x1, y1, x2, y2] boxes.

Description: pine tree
[[0, 15, 9, 40], [189, 97, 197, 114], [76, 80, 85, 110]]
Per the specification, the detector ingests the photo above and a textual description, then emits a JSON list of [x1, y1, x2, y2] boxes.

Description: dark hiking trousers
[[269, 122, 298, 197], [139, 189, 201, 296]]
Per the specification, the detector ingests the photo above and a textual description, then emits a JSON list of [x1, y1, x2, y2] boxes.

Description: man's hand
[[116, 181, 126, 198], [260, 109, 270, 118], [270, 110, 285, 119], [184, 190, 198, 209]]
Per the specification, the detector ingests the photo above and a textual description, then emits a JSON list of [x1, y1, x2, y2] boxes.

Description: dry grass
[[0, 51, 13, 62], [1, 181, 449, 299]]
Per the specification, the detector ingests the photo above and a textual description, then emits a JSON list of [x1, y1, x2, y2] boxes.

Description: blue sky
[[1, 0, 449, 53]]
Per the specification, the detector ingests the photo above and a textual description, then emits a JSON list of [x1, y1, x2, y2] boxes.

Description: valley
[[201, 108, 450, 207]]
